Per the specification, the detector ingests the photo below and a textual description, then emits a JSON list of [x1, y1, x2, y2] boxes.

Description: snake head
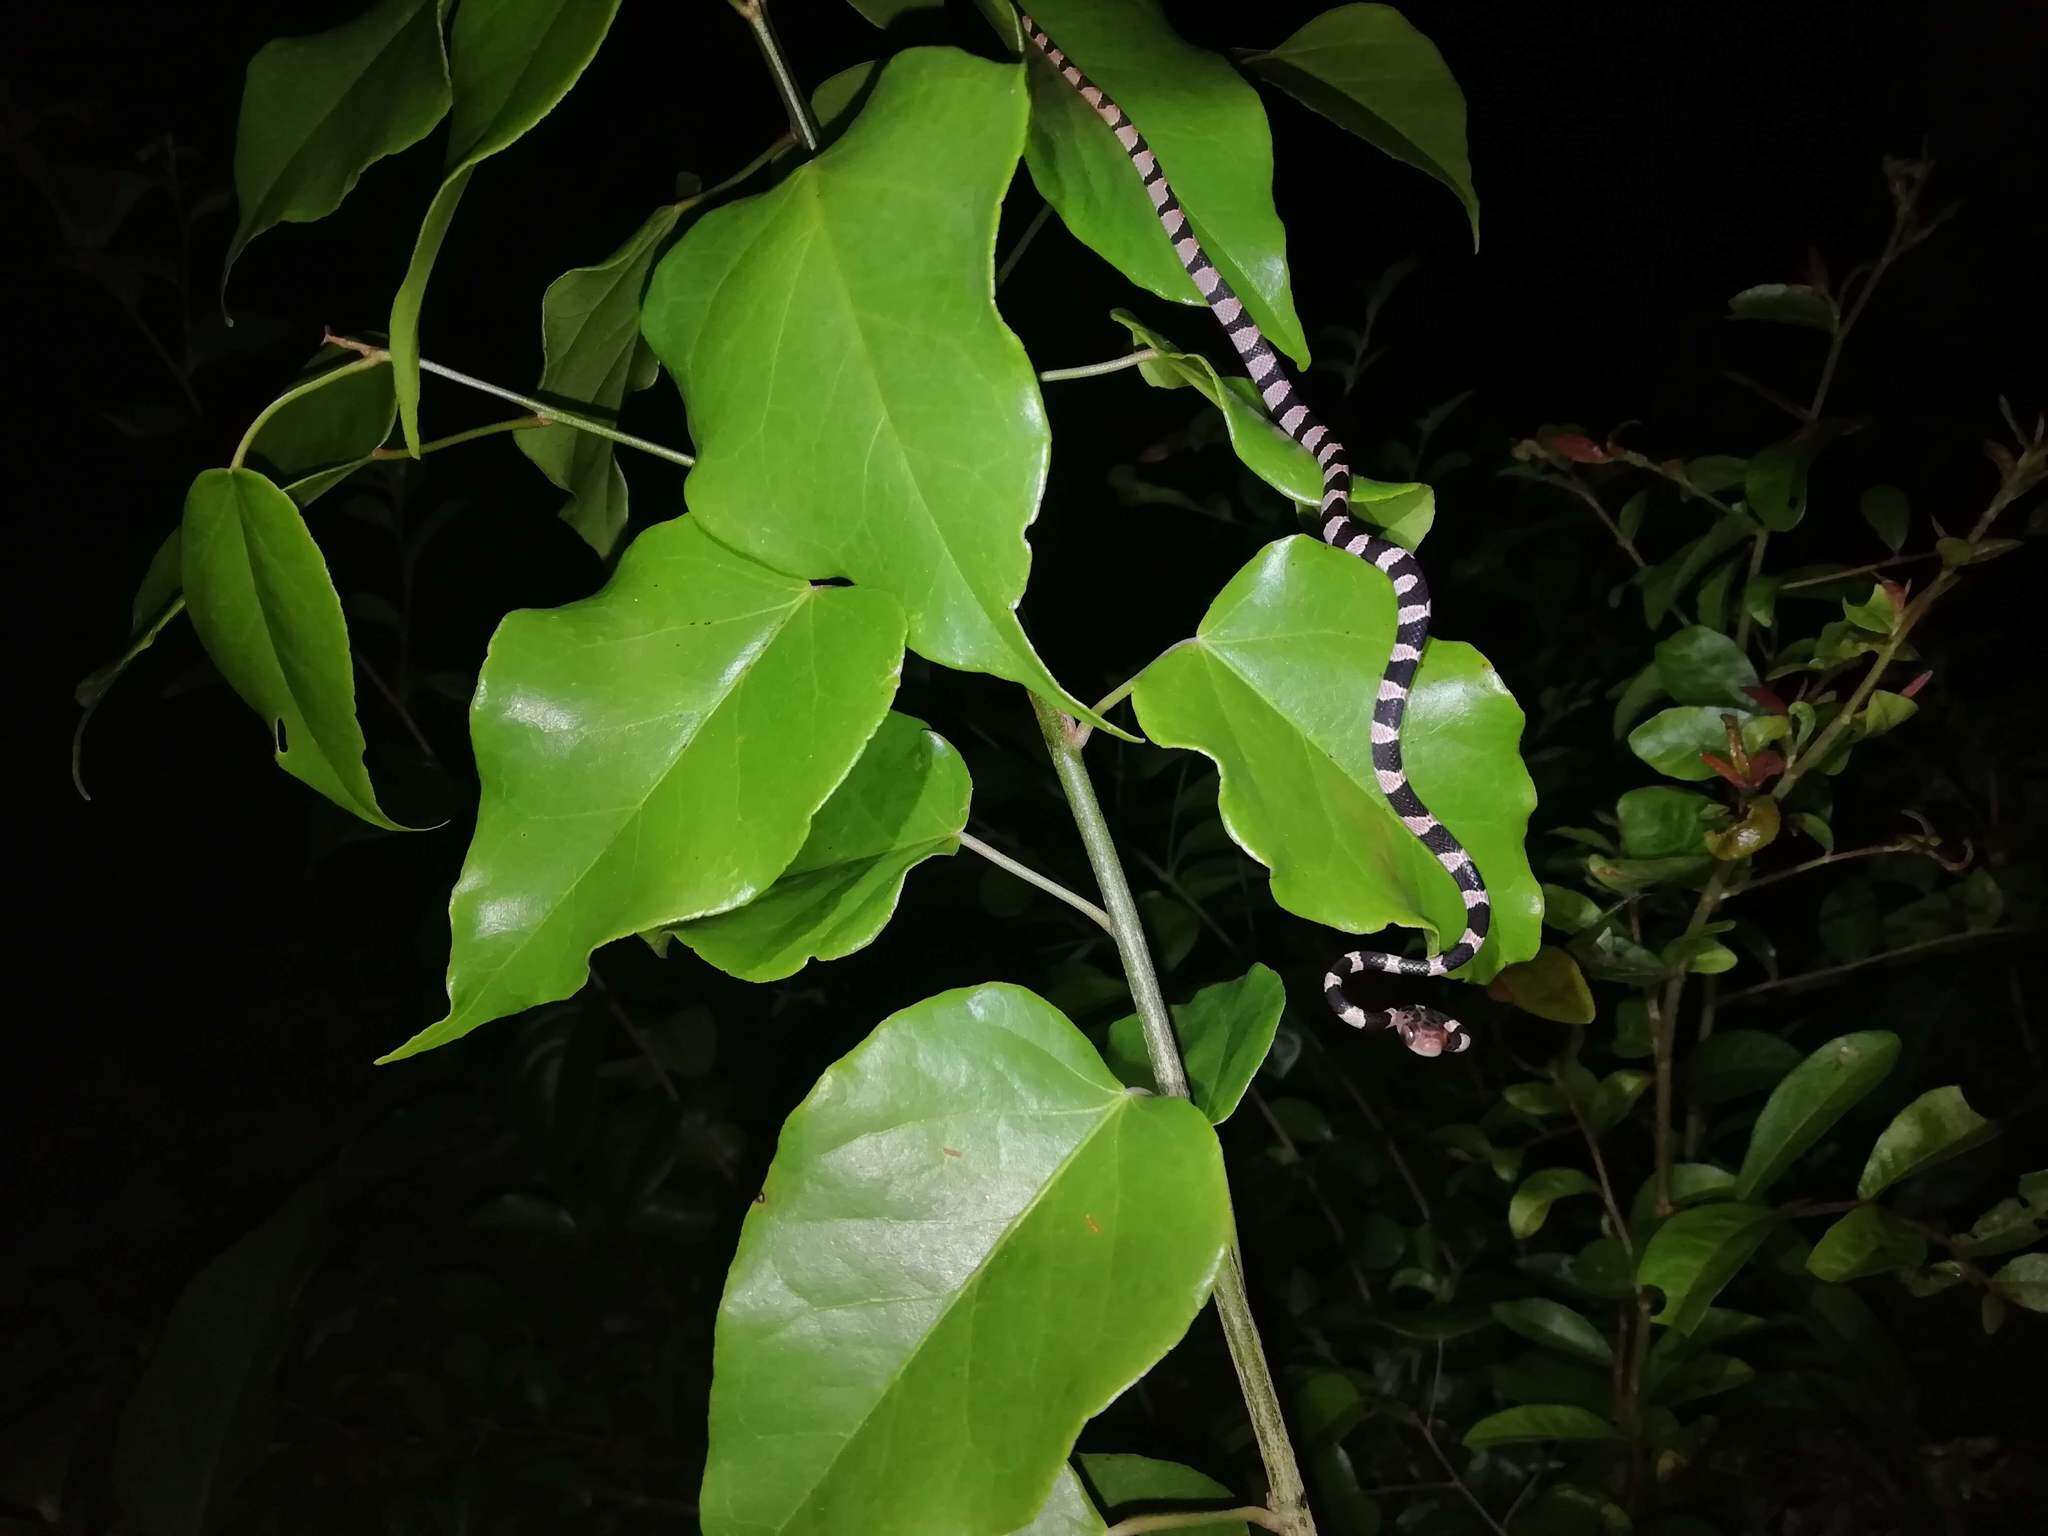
[[1388, 1007, 1471, 1058]]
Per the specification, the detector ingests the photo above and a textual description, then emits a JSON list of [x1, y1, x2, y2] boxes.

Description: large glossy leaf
[[643, 49, 1096, 720], [700, 984, 1230, 1536], [389, 0, 622, 452], [1019, 0, 1308, 365], [1130, 537, 1539, 983], [517, 201, 681, 556], [1857, 1086, 1996, 1198], [1628, 705, 1773, 782], [1638, 1203, 1780, 1333], [1464, 1405, 1620, 1448], [1616, 787, 1721, 858], [1105, 963, 1284, 1123], [113, 1189, 326, 1536], [381, 518, 905, 1062], [656, 713, 970, 983], [1242, 4, 1478, 244], [1109, 312, 1433, 546], [1735, 1032, 1900, 1199], [180, 468, 404, 829], [223, 0, 451, 300], [1654, 625, 1759, 709]]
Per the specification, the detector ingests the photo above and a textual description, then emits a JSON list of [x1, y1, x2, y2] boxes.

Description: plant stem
[[231, 354, 387, 469], [323, 334, 698, 468], [1683, 976, 1718, 1159], [1725, 840, 1932, 896], [1566, 1093, 1634, 1259], [728, 0, 819, 154], [1651, 861, 1734, 1213], [1777, 550, 1937, 591], [1039, 348, 1161, 383], [354, 650, 438, 766], [1716, 926, 2030, 1007], [591, 971, 681, 1105], [1553, 473, 1647, 569], [371, 415, 543, 459], [997, 203, 1054, 287], [957, 830, 1114, 935], [1408, 1411, 1508, 1536], [1104, 1510, 1289, 1536], [1029, 694, 1315, 1535], [1732, 530, 1770, 651]]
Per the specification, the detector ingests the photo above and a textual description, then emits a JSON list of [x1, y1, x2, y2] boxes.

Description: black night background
[[4, 1, 2045, 1532]]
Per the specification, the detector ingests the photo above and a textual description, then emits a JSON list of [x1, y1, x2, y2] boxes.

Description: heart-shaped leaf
[[1638, 1203, 1780, 1333], [1020, 0, 1308, 364], [1857, 1085, 1996, 1199], [1105, 963, 1285, 1123], [1131, 537, 1539, 983], [223, 0, 451, 301], [390, 0, 622, 452], [180, 468, 405, 829], [1242, 3, 1478, 244], [643, 48, 1099, 722], [654, 713, 970, 983], [518, 200, 682, 556], [700, 984, 1229, 1536], [382, 518, 905, 1062], [1735, 1031, 1900, 1199]]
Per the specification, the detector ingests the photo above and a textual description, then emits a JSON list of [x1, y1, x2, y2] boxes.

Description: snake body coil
[[1021, 12, 1491, 1057]]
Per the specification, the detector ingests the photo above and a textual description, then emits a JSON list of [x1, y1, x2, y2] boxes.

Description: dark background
[[5, 0, 2045, 1531]]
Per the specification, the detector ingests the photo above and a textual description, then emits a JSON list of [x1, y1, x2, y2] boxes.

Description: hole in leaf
[[273, 718, 289, 754]]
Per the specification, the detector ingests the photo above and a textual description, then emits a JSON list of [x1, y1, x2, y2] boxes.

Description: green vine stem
[[230, 352, 386, 468], [1039, 348, 1161, 383], [1029, 695, 1317, 1536], [957, 829, 1113, 934]]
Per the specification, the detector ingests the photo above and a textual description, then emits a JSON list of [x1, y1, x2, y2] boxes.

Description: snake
[[1019, 11, 1490, 1058]]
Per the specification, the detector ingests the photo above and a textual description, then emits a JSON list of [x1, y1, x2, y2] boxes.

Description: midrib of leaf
[[456, 584, 818, 1024], [766, 1095, 1133, 1532]]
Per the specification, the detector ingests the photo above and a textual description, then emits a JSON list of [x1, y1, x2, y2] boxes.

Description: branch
[[1716, 926, 2031, 1008], [1039, 348, 1161, 383], [728, 0, 819, 154], [1030, 695, 1316, 1535], [957, 830, 1114, 935]]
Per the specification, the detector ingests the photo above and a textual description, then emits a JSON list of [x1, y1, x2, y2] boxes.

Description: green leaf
[[1689, 1030, 1802, 1106], [1989, 1253, 2048, 1313], [644, 50, 1097, 721], [1654, 625, 1760, 709], [1638, 1203, 1780, 1333], [1611, 662, 1666, 738], [1490, 1298, 1612, 1366], [1241, 4, 1478, 245], [812, 63, 877, 132], [1490, 1353, 1611, 1415], [1617, 787, 1722, 858], [517, 201, 682, 556], [180, 468, 404, 829], [1857, 1086, 1996, 1198], [249, 347, 399, 480], [1020, 0, 1308, 364], [113, 1188, 327, 1536], [1504, 1082, 1567, 1117], [1130, 537, 1539, 983], [656, 714, 970, 983], [1110, 310, 1318, 506], [1588, 1070, 1653, 1134], [1727, 283, 1836, 332], [1859, 690, 1917, 738], [1009, 1466, 1103, 1536], [223, 0, 451, 302], [1654, 1352, 1756, 1407], [1956, 1171, 2048, 1258], [1841, 583, 1899, 634], [1542, 884, 1603, 935], [699, 984, 1229, 1536], [1805, 1206, 1927, 1282], [1745, 438, 1811, 532], [381, 518, 905, 1062], [1859, 484, 1909, 551], [1687, 455, 1750, 495], [1641, 511, 1754, 627], [1735, 1032, 1900, 1199], [1106, 964, 1284, 1123], [1627, 706, 1764, 781], [1464, 1405, 1620, 1448], [390, 0, 622, 452], [1492, 947, 1595, 1024], [1510, 1168, 1599, 1239], [1071, 1455, 1250, 1535]]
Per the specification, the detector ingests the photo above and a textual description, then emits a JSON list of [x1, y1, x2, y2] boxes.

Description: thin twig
[[1408, 1410, 1508, 1536], [1040, 348, 1161, 382], [1251, 1086, 1374, 1308], [958, 829, 1114, 934], [371, 414, 544, 460], [727, 0, 819, 154], [1717, 927, 2030, 1007], [1566, 1094, 1634, 1258], [1777, 550, 1937, 591], [1726, 840, 1948, 896], [1720, 366, 1812, 423], [590, 972, 680, 1104], [997, 203, 1055, 287], [1549, 473, 1647, 569], [354, 650, 438, 766], [1652, 862, 1735, 1212]]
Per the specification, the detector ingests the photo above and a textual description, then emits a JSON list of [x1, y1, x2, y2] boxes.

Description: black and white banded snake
[[1020, 11, 1491, 1058]]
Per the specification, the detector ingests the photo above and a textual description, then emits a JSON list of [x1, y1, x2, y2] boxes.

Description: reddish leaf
[[1900, 669, 1933, 699], [1700, 752, 1748, 789], [1742, 683, 1789, 716], [1745, 750, 1786, 787], [1551, 433, 1611, 464], [1879, 579, 1908, 611]]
